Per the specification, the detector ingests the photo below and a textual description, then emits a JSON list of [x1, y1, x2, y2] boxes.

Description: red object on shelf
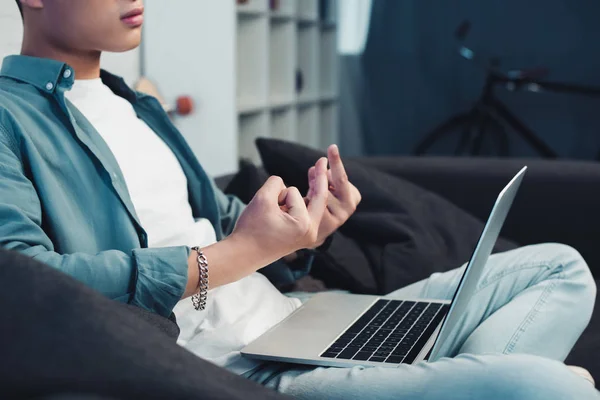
[[176, 96, 194, 116]]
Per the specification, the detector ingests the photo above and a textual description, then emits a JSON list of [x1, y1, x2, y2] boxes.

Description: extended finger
[[327, 145, 351, 197], [307, 158, 329, 221], [307, 166, 316, 198]]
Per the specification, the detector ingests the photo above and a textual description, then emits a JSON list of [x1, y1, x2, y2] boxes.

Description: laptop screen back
[[428, 167, 527, 361]]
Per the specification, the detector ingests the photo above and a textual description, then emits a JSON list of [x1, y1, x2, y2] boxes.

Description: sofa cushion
[[255, 138, 518, 294]]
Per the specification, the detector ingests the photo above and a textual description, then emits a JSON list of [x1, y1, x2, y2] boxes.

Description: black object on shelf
[[320, 0, 334, 23], [296, 69, 304, 94], [414, 21, 600, 158]]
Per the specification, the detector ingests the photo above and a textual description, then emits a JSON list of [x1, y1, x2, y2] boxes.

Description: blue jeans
[[245, 244, 598, 399]]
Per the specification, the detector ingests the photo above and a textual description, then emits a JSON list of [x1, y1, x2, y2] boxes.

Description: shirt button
[[63, 69, 72, 79], [45, 82, 54, 91]]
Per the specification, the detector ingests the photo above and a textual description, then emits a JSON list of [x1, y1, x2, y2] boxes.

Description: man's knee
[[530, 243, 596, 303]]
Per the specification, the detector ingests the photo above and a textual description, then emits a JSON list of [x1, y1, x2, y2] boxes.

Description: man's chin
[[103, 35, 142, 53]]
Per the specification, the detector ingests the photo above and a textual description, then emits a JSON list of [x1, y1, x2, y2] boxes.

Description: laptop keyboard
[[320, 300, 449, 364]]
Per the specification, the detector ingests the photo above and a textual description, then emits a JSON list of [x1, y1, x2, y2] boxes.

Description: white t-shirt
[[66, 79, 301, 375]]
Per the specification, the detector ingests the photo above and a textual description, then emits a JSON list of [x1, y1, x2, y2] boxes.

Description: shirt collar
[[1, 55, 138, 101], [1, 55, 72, 93]]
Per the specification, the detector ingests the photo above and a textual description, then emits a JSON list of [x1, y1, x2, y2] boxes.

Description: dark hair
[[15, 0, 23, 17]]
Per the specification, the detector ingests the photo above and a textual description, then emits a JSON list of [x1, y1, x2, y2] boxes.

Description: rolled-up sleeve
[[131, 246, 189, 316]]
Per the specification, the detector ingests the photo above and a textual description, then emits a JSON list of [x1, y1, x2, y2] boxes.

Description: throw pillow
[[256, 138, 518, 294]]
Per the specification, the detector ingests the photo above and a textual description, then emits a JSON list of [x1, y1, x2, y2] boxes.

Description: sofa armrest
[[356, 156, 600, 276]]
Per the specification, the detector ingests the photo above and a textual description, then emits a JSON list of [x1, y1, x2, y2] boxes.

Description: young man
[[0, 1, 597, 399]]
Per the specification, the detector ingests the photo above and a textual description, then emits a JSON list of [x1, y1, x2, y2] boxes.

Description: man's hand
[[231, 157, 329, 266], [307, 145, 362, 247], [184, 160, 329, 297]]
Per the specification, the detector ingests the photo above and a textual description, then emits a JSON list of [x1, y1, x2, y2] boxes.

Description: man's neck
[[21, 34, 102, 80]]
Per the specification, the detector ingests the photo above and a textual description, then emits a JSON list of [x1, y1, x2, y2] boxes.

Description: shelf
[[234, 0, 339, 159], [297, 104, 320, 149], [320, 93, 338, 102], [239, 112, 269, 164], [269, 19, 296, 107], [298, 19, 319, 25], [270, 14, 294, 22], [271, 108, 297, 142], [237, 0, 268, 14], [297, 95, 320, 106], [237, 16, 269, 115], [238, 10, 267, 17], [270, 95, 295, 110], [238, 98, 269, 115]]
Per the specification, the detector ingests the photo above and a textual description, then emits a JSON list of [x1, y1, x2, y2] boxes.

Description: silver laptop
[[242, 167, 527, 368]]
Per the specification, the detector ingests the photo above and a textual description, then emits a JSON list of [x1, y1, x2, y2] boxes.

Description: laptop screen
[[427, 167, 527, 361]]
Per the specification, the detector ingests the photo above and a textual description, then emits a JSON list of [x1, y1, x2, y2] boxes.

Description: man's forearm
[[182, 234, 287, 299]]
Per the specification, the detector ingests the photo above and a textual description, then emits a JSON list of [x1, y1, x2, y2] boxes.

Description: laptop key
[[404, 305, 448, 364], [389, 333, 405, 340], [353, 351, 372, 361], [333, 339, 351, 347], [361, 346, 379, 352], [340, 331, 356, 338], [386, 356, 405, 364], [374, 351, 391, 358], [369, 356, 387, 363], [321, 351, 339, 358], [337, 348, 359, 360], [392, 349, 410, 357]]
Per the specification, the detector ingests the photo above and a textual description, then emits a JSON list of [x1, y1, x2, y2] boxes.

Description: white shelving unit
[[236, 0, 340, 164], [141, 0, 339, 175]]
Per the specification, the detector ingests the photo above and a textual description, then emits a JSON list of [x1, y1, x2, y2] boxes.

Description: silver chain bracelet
[[191, 247, 209, 311]]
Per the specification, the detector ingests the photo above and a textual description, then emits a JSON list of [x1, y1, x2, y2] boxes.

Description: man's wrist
[[225, 233, 272, 267]]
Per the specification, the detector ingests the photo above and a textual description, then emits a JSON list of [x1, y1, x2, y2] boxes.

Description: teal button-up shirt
[[0, 55, 246, 317]]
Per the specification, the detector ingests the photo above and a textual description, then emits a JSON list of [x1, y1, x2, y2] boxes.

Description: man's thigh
[[249, 354, 598, 400]]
